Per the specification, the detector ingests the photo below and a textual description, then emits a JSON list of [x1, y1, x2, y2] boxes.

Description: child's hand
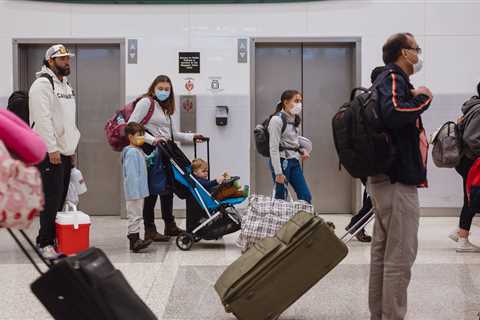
[[216, 176, 225, 184]]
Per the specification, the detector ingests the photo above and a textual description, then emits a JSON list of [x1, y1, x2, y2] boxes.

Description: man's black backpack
[[7, 74, 54, 125], [331, 70, 396, 179], [7, 91, 29, 124], [254, 112, 299, 157]]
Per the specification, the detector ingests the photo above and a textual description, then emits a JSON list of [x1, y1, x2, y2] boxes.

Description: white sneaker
[[39, 245, 60, 260], [456, 238, 480, 253], [448, 229, 459, 243]]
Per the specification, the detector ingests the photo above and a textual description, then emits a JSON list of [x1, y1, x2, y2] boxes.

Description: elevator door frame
[[250, 37, 362, 213], [12, 38, 127, 217], [12, 38, 125, 94]]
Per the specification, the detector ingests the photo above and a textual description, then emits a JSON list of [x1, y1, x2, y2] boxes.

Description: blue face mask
[[155, 89, 170, 102]]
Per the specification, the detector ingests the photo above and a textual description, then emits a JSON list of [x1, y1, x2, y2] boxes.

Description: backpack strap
[[349, 69, 397, 101], [39, 73, 54, 91], [140, 96, 156, 125], [30, 74, 55, 129], [278, 112, 288, 134], [275, 112, 302, 153], [371, 69, 396, 90]]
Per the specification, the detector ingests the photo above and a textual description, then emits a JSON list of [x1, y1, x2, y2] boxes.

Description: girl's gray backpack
[[431, 121, 462, 168]]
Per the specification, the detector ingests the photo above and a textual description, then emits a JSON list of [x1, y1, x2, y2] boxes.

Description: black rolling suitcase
[[7, 229, 157, 320]]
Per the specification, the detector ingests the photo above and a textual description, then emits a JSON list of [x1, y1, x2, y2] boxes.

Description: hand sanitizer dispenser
[[216, 106, 229, 126]]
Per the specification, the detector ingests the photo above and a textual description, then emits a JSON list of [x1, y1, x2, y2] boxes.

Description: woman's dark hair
[[477, 81, 480, 97], [273, 90, 302, 127], [382, 33, 413, 65], [145, 75, 175, 116], [125, 122, 145, 137]]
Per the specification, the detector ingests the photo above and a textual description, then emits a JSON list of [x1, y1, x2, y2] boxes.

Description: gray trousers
[[126, 199, 144, 235], [367, 175, 420, 320]]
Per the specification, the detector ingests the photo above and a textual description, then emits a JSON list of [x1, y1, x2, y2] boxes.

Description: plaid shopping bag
[[238, 195, 314, 251]]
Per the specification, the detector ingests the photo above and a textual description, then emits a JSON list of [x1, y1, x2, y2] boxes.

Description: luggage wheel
[[176, 233, 194, 251]]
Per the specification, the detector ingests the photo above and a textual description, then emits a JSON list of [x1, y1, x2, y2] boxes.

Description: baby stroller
[[156, 138, 245, 251]]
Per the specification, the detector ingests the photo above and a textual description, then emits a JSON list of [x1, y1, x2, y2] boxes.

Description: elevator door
[[18, 43, 122, 215], [254, 45, 302, 200], [254, 43, 355, 213]]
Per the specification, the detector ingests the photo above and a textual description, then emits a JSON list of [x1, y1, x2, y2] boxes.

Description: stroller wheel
[[176, 233, 194, 251]]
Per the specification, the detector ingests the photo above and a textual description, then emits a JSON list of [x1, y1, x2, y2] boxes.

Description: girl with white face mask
[[267, 90, 312, 203]]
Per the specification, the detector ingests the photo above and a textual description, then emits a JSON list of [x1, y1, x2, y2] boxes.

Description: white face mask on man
[[412, 55, 424, 74], [405, 50, 423, 74], [290, 103, 303, 115]]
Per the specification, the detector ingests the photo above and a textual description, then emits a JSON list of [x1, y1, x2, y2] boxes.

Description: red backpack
[[105, 96, 155, 152], [466, 158, 480, 210]]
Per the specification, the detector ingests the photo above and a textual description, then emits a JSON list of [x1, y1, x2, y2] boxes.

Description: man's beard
[[55, 64, 70, 77]]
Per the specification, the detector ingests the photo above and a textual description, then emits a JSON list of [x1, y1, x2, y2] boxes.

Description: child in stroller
[[155, 139, 246, 251], [191, 158, 249, 201]]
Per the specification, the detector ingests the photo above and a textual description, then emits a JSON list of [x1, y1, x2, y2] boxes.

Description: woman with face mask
[[129, 75, 205, 242], [268, 90, 312, 203]]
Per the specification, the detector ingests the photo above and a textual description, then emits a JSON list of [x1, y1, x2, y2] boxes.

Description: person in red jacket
[[449, 82, 480, 252]]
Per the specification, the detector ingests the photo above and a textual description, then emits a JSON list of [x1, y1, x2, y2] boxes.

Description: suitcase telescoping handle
[[6, 228, 53, 274], [341, 208, 375, 244], [193, 137, 210, 181]]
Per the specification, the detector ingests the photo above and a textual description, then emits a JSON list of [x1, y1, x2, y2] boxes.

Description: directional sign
[[128, 39, 138, 64], [238, 38, 248, 63]]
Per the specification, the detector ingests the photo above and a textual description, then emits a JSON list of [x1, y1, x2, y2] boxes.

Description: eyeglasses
[[406, 46, 422, 54]]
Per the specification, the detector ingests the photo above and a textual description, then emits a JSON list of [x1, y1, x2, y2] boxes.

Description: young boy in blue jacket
[[122, 122, 154, 253]]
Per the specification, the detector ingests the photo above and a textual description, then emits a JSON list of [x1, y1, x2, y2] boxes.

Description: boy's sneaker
[[448, 229, 460, 243], [39, 245, 60, 260], [456, 238, 480, 253]]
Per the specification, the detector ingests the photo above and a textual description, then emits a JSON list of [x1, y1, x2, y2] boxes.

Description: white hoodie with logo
[[29, 66, 80, 156]]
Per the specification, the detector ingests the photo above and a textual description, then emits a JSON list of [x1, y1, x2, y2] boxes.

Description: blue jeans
[[270, 158, 312, 204]]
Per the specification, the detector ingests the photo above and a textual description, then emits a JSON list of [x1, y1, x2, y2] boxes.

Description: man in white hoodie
[[29, 44, 80, 259]]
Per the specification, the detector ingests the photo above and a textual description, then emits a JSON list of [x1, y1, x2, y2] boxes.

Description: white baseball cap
[[45, 44, 75, 60]]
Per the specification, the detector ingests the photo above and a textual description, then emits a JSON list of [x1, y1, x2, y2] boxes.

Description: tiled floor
[[0, 216, 479, 320]]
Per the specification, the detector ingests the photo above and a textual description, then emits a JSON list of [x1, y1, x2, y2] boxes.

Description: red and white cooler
[[55, 203, 91, 256]]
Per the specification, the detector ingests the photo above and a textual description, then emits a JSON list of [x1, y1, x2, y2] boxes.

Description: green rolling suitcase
[[214, 211, 351, 320]]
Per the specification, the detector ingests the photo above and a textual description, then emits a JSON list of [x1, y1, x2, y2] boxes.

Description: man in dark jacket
[[368, 33, 432, 320], [449, 83, 480, 252]]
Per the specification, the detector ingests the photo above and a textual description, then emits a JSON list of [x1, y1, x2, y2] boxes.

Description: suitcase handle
[[276, 212, 316, 245], [6, 228, 53, 274], [193, 137, 210, 181]]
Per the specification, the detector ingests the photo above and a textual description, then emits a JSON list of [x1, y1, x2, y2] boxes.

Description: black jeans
[[456, 157, 477, 231], [346, 189, 374, 233], [36, 155, 72, 247], [143, 193, 175, 229]]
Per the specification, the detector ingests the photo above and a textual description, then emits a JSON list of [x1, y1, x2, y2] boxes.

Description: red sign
[[185, 79, 194, 92]]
